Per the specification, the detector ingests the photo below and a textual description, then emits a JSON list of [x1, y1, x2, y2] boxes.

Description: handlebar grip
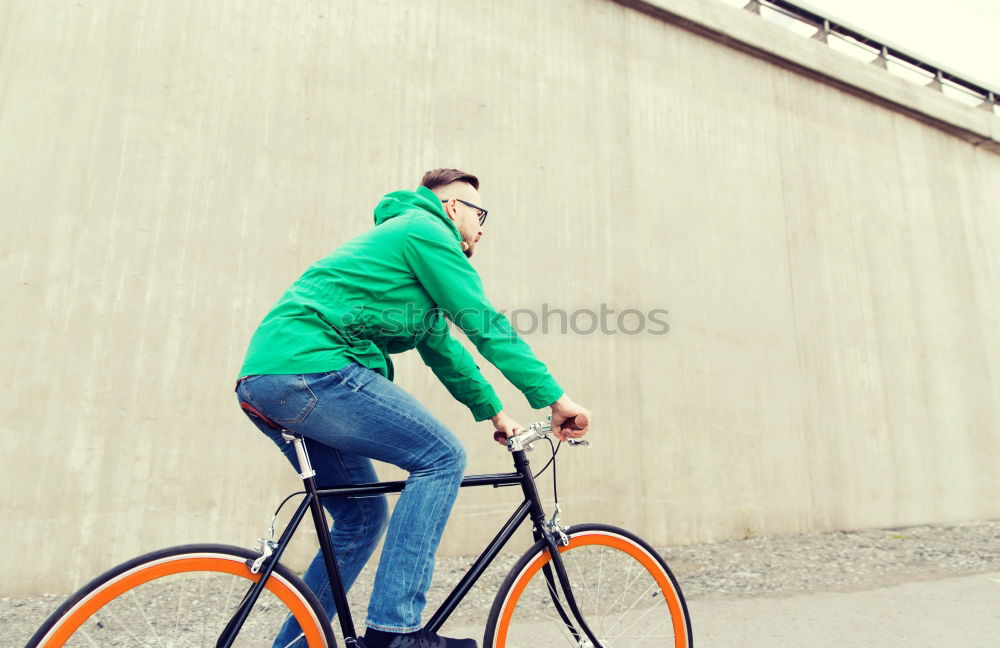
[[493, 430, 508, 444], [561, 414, 589, 431]]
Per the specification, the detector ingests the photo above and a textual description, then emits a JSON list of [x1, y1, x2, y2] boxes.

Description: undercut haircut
[[420, 168, 479, 191]]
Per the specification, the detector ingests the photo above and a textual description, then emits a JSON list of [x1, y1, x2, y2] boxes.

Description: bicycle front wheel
[[485, 523, 692, 648], [26, 543, 334, 648]]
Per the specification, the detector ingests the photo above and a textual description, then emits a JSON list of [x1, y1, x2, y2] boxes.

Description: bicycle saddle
[[239, 401, 288, 432]]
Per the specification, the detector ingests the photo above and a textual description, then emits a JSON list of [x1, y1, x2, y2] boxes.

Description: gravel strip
[[5, 520, 999, 645], [655, 519, 1000, 599]]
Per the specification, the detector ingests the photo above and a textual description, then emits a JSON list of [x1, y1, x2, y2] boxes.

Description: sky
[[783, 0, 1000, 90]]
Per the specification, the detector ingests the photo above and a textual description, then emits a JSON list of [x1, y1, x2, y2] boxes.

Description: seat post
[[284, 432, 360, 642], [281, 432, 316, 481]]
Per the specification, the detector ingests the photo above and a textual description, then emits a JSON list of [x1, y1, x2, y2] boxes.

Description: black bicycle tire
[[483, 523, 693, 648], [24, 542, 336, 648]]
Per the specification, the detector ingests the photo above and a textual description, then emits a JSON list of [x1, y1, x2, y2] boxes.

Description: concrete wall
[[2, 0, 997, 595]]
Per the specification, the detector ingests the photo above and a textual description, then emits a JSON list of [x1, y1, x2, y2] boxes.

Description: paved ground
[[685, 571, 1000, 647]]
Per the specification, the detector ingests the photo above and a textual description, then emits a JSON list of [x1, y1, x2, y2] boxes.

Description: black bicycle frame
[[216, 447, 603, 648]]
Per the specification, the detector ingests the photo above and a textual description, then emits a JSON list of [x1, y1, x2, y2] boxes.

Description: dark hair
[[420, 168, 479, 191]]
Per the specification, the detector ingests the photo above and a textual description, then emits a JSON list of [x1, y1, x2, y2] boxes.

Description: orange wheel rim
[[43, 555, 326, 648]]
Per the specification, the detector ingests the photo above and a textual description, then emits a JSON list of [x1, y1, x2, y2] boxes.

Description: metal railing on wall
[[739, 0, 998, 116]]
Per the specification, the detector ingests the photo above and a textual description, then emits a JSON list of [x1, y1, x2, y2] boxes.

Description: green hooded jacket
[[239, 186, 564, 421]]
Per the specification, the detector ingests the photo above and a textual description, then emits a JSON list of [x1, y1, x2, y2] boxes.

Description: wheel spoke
[[199, 568, 208, 646], [219, 570, 239, 633], [174, 572, 185, 637], [78, 625, 102, 648], [605, 587, 666, 639], [129, 589, 163, 643], [595, 560, 645, 623], [533, 605, 583, 647], [103, 605, 152, 647], [541, 576, 584, 644], [606, 606, 674, 646], [617, 557, 633, 624], [568, 549, 599, 612], [566, 547, 609, 640], [592, 551, 668, 646], [594, 546, 612, 641], [595, 546, 605, 613], [593, 580, 658, 638]]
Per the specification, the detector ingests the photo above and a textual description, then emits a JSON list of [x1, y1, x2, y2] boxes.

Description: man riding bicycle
[[235, 168, 591, 648]]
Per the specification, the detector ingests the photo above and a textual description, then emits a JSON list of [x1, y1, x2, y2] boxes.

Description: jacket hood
[[373, 186, 460, 241]]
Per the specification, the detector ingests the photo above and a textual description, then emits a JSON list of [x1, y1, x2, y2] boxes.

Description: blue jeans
[[235, 363, 468, 646]]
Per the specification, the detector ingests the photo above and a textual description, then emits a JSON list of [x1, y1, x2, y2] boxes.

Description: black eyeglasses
[[442, 198, 488, 226]]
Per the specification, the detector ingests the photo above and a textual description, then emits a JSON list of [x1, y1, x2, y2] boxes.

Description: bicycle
[[26, 408, 693, 648]]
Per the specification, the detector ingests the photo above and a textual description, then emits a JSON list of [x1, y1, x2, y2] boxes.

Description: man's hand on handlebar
[[549, 394, 591, 442], [490, 395, 591, 447], [490, 410, 524, 446]]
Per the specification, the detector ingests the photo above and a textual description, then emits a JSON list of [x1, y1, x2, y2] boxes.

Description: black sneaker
[[364, 627, 478, 648]]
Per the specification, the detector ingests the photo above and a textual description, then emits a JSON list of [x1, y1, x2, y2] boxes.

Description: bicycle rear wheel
[[484, 523, 692, 648], [26, 543, 334, 648]]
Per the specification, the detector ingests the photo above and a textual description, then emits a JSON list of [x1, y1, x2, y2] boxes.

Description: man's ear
[[442, 198, 458, 221]]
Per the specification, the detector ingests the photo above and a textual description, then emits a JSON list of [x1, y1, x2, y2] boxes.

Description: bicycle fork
[[513, 449, 603, 648]]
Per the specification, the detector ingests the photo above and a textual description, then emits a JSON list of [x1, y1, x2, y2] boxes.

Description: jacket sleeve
[[404, 217, 565, 414], [416, 314, 504, 421]]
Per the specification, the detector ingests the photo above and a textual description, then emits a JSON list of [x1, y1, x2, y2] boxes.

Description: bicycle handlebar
[[494, 415, 591, 451]]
